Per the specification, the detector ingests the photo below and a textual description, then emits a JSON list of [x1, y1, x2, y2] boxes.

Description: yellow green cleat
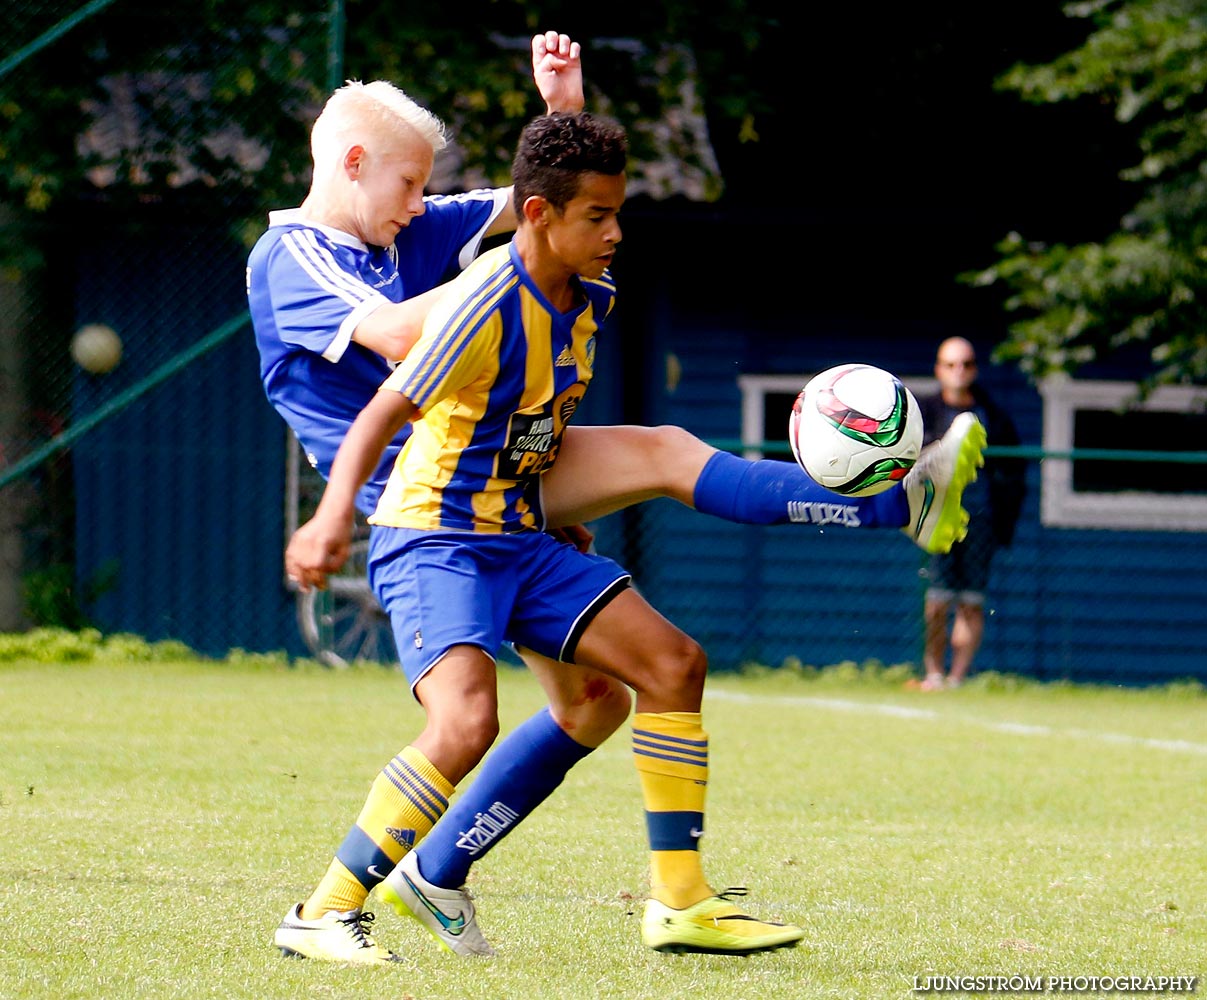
[[902, 411, 987, 554], [641, 889, 805, 956]]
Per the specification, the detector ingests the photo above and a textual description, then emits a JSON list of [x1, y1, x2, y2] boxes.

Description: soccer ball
[[789, 363, 922, 496]]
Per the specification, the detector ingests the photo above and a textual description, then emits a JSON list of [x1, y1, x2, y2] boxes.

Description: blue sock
[[415, 706, 593, 888], [692, 451, 908, 528]]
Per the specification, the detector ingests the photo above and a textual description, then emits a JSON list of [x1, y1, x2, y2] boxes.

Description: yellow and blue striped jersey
[[370, 241, 616, 532]]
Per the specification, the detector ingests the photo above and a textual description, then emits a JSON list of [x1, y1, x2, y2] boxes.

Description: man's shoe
[[641, 890, 805, 955], [377, 851, 496, 957], [273, 903, 401, 964], [902, 411, 987, 554]]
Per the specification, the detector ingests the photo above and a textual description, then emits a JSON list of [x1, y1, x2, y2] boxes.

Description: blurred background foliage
[[5, 0, 1207, 382], [969, 0, 1207, 389], [0, 0, 777, 239]]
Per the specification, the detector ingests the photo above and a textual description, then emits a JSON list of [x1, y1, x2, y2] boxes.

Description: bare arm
[[285, 389, 418, 590], [485, 31, 585, 238], [352, 285, 449, 361]]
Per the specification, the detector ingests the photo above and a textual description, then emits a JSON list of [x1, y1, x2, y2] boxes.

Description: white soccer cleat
[[902, 411, 987, 554], [377, 851, 497, 957]]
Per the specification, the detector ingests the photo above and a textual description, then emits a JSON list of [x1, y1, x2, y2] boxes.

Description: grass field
[[2, 650, 1204, 999]]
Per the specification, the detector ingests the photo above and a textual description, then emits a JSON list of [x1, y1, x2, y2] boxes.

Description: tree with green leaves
[[968, 0, 1207, 388], [0, 0, 783, 246]]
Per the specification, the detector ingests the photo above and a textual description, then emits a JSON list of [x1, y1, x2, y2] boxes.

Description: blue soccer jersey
[[246, 189, 510, 514], [371, 241, 616, 533]]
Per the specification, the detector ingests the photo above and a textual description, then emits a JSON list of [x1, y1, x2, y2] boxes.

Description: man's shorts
[[367, 526, 631, 693], [922, 515, 997, 605]]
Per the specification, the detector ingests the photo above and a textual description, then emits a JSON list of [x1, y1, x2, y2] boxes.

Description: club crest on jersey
[[555, 382, 585, 430]]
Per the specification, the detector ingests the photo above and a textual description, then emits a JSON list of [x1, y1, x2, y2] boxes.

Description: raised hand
[[532, 30, 584, 115]]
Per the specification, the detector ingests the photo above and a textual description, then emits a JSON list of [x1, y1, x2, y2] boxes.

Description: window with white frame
[[1038, 376, 1207, 532], [736, 373, 937, 461]]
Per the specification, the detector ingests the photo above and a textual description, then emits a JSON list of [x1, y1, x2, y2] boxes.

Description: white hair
[[310, 79, 448, 169]]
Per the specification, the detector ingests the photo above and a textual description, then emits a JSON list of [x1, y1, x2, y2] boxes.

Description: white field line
[[705, 688, 1207, 756]]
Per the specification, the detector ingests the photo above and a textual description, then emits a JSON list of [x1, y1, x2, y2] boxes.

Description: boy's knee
[[647, 635, 708, 703], [425, 689, 500, 756], [647, 425, 699, 463], [680, 637, 708, 688], [455, 699, 501, 749]]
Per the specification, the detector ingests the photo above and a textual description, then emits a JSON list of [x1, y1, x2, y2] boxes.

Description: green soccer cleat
[[641, 889, 805, 956], [377, 850, 497, 957], [901, 411, 987, 554], [273, 903, 401, 964]]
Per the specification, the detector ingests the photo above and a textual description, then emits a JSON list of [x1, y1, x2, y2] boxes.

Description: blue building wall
[[71, 224, 303, 658], [597, 240, 1207, 686]]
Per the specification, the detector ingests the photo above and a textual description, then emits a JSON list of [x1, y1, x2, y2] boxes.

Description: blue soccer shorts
[[367, 526, 631, 693], [922, 515, 997, 604]]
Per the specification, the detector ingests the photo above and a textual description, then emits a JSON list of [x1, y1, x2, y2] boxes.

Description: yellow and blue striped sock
[[301, 746, 453, 919], [632, 711, 711, 910]]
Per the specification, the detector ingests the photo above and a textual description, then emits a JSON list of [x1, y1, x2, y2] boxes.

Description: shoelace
[[338, 910, 379, 950]]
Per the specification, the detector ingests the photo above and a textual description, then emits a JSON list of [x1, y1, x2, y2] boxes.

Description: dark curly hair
[[512, 111, 628, 213]]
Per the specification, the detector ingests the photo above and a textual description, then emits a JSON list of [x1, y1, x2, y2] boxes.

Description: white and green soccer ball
[[789, 363, 922, 496]]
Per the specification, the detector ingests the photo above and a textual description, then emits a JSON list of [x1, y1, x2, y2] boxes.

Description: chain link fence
[[2, 1, 1206, 687], [0, 0, 339, 637]]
